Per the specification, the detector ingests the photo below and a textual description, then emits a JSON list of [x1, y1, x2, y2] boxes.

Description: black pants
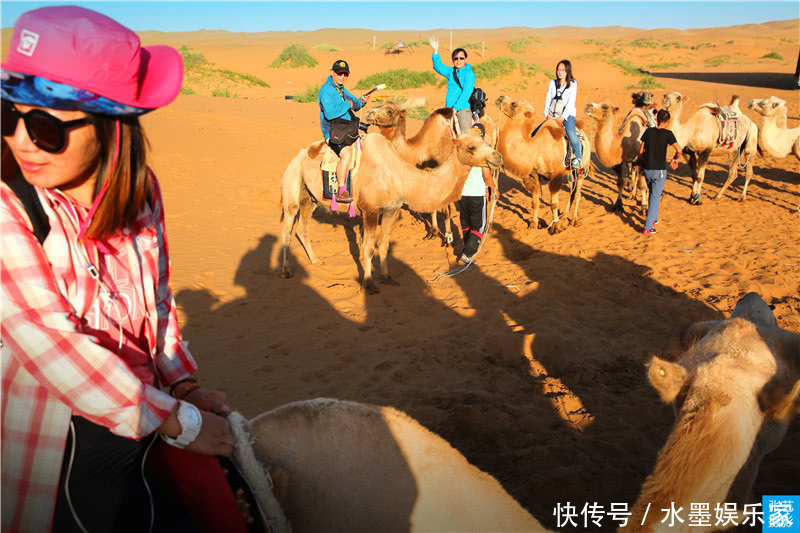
[[53, 416, 200, 533], [457, 195, 487, 258]]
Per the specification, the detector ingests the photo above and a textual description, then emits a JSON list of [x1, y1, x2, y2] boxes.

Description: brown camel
[[495, 96, 591, 233], [584, 100, 650, 212], [747, 96, 800, 160], [661, 92, 759, 204], [240, 398, 549, 533], [279, 127, 502, 293], [625, 292, 800, 532]]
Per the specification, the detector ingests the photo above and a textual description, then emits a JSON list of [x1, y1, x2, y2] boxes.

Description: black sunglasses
[[453, 56, 466, 60], [1, 99, 91, 153]]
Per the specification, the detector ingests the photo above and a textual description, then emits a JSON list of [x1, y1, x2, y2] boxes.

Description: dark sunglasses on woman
[[1, 99, 90, 153]]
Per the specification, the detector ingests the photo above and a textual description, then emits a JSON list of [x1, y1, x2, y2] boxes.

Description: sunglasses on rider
[[453, 56, 466, 60], [1, 99, 91, 153], [334, 71, 349, 77]]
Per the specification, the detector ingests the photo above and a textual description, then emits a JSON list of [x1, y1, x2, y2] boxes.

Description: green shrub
[[179, 86, 196, 95], [406, 106, 430, 120], [506, 37, 540, 54], [761, 51, 784, 60], [354, 69, 437, 90], [647, 62, 688, 70], [293, 85, 320, 103], [726, 40, 736, 44], [269, 44, 318, 68], [212, 88, 235, 97], [518, 60, 554, 79], [312, 44, 341, 51], [473, 57, 518, 80], [217, 69, 269, 87], [691, 42, 716, 50], [704, 55, 735, 67], [380, 41, 396, 49], [179, 45, 209, 69], [582, 39, 607, 46], [627, 38, 666, 48], [608, 58, 647, 76], [576, 52, 612, 61], [626, 76, 663, 89], [458, 42, 487, 51]]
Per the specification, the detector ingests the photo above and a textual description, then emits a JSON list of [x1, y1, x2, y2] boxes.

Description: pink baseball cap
[[1, 5, 183, 113]]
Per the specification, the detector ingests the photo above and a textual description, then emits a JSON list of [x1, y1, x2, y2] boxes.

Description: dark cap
[[331, 59, 350, 74]]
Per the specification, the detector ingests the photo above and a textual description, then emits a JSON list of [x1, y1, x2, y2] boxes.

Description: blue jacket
[[318, 76, 365, 140], [432, 53, 475, 111]]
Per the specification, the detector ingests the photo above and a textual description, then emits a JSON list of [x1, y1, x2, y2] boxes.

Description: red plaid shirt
[[1, 173, 197, 533]]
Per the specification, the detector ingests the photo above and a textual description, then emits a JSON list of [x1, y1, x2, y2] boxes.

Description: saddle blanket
[[717, 106, 740, 150], [320, 139, 362, 200]]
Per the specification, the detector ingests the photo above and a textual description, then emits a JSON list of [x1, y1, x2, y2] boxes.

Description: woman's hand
[[556, 116, 565, 126], [429, 36, 439, 53], [185, 410, 237, 457], [670, 158, 679, 170], [184, 388, 231, 416]]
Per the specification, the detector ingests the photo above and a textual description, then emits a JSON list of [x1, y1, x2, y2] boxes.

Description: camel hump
[[729, 94, 741, 109], [730, 292, 778, 329], [699, 102, 723, 116], [542, 120, 566, 141]]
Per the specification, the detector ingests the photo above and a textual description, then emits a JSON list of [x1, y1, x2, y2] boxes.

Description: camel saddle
[[562, 130, 586, 169], [701, 102, 741, 150], [320, 138, 363, 201]]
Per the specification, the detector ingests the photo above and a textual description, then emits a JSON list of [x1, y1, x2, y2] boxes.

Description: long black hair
[[554, 59, 575, 88]]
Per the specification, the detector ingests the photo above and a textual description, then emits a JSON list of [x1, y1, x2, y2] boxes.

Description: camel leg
[[612, 164, 625, 213], [570, 167, 587, 228], [280, 203, 299, 279], [739, 153, 755, 202], [294, 191, 319, 264], [714, 150, 740, 201], [360, 210, 381, 294], [523, 175, 541, 229], [376, 206, 401, 286], [425, 211, 439, 240], [548, 179, 563, 234], [442, 204, 455, 246], [690, 151, 710, 205], [638, 169, 649, 214]]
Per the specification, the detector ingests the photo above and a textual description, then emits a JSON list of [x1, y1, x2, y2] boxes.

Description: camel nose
[[489, 152, 503, 169], [365, 111, 376, 122]]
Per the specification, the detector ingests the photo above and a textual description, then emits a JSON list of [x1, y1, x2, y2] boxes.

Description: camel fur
[[584, 100, 650, 213], [495, 96, 591, 233], [246, 398, 549, 533], [625, 292, 800, 532], [279, 128, 502, 293], [661, 93, 759, 204], [747, 96, 800, 160]]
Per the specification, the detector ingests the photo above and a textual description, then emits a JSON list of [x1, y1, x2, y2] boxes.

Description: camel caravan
[[221, 292, 798, 532]]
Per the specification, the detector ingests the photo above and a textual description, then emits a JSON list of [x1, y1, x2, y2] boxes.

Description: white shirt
[[544, 79, 578, 119], [461, 166, 486, 197]]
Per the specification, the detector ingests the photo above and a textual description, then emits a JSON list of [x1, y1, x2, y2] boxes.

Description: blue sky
[[2, 1, 798, 32]]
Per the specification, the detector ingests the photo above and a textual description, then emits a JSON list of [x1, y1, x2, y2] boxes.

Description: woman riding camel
[[1, 6, 250, 532], [544, 59, 583, 169], [429, 37, 475, 133]]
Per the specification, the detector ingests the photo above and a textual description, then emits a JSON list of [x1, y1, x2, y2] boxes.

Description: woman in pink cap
[[1, 6, 253, 532]]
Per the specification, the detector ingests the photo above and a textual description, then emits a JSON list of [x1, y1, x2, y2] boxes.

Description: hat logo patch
[[17, 29, 39, 56]]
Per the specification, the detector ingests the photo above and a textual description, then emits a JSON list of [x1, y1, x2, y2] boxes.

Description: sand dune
[[3, 17, 799, 530]]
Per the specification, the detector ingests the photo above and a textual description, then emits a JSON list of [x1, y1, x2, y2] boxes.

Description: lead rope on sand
[[428, 120, 500, 283]]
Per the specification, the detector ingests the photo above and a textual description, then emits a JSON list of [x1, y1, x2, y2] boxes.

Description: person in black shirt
[[639, 109, 682, 235]]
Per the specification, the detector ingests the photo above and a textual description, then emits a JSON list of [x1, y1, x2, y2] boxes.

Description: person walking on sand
[[429, 37, 475, 133], [1, 6, 252, 532], [544, 59, 582, 170], [639, 109, 682, 236], [457, 123, 493, 264], [318, 59, 370, 202]]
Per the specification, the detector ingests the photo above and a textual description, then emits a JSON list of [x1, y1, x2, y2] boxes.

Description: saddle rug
[[320, 139, 362, 201], [716, 106, 740, 150]]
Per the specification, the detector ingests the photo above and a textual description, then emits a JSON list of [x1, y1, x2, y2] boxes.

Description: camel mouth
[[487, 153, 503, 169], [583, 104, 595, 116]]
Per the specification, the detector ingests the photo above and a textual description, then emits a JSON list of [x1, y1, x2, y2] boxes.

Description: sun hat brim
[[1, 45, 183, 114]]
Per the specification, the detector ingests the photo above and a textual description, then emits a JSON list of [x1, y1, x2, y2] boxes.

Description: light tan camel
[[661, 92, 759, 204], [495, 96, 591, 233], [279, 128, 502, 293], [625, 292, 800, 532], [584, 100, 650, 213], [246, 398, 549, 533], [366, 103, 458, 244], [747, 96, 800, 160]]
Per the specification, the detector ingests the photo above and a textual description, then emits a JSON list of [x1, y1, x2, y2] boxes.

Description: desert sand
[[8, 19, 800, 530]]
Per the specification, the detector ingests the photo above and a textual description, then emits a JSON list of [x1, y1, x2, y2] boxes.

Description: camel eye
[[602, 104, 608, 110], [467, 145, 476, 153]]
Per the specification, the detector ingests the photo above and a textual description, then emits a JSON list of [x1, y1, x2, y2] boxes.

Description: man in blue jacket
[[318, 59, 370, 202], [429, 37, 475, 133]]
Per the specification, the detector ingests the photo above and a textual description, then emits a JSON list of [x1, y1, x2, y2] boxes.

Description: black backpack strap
[[6, 174, 50, 245]]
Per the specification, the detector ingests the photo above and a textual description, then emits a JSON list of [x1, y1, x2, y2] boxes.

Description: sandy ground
[[8, 19, 800, 530]]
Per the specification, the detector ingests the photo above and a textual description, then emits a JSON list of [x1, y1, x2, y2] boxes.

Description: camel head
[[631, 91, 655, 108], [366, 102, 407, 128], [661, 92, 683, 111], [643, 292, 800, 507], [454, 127, 503, 169], [583, 102, 619, 123], [748, 96, 787, 117], [495, 96, 536, 120]]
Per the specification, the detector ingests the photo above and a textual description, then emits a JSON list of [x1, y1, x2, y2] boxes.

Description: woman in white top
[[544, 59, 582, 168]]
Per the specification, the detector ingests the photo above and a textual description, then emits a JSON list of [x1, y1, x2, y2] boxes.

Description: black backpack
[[469, 88, 487, 114]]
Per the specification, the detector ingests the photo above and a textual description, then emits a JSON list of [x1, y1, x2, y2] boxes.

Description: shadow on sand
[[176, 229, 799, 530], [650, 71, 798, 91]]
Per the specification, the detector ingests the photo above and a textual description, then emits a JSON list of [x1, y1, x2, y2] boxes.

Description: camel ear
[[400, 109, 408, 117], [648, 356, 688, 404], [772, 101, 780, 109], [681, 320, 720, 348], [613, 106, 620, 113], [758, 379, 800, 421]]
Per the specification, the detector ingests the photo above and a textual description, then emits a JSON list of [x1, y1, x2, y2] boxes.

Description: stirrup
[[570, 157, 581, 169]]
